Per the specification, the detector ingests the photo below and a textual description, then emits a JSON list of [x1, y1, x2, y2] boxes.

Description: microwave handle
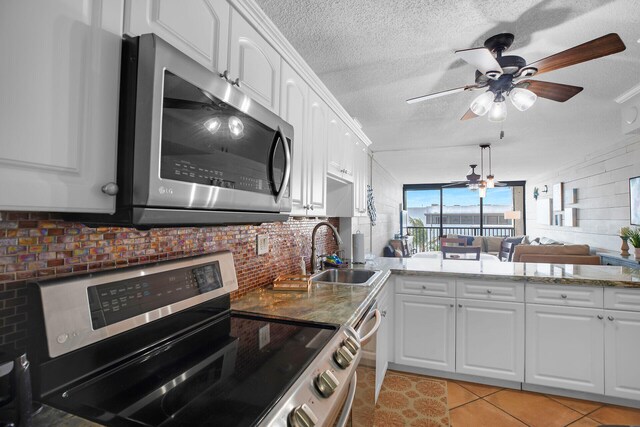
[[274, 126, 291, 204]]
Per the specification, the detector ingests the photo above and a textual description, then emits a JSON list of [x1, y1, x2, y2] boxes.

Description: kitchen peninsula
[[233, 257, 640, 408]]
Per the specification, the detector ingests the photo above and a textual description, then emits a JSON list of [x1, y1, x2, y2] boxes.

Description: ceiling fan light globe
[[468, 182, 479, 190], [470, 91, 494, 116], [488, 100, 507, 122], [510, 87, 537, 111]]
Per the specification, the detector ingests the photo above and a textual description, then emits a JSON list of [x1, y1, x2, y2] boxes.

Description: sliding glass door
[[404, 182, 525, 252]]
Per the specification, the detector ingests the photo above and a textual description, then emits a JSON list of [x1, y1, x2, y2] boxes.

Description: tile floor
[[441, 377, 640, 426]]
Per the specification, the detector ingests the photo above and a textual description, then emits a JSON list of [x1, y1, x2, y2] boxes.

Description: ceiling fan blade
[[461, 109, 479, 121], [442, 181, 468, 188], [518, 80, 583, 102], [406, 86, 475, 104], [527, 33, 626, 76], [455, 47, 503, 78]]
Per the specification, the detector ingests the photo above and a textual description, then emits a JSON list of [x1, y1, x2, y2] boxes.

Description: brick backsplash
[[0, 212, 339, 351]]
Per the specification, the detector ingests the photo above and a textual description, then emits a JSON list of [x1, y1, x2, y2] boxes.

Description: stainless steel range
[[28, 252, 360, 426]]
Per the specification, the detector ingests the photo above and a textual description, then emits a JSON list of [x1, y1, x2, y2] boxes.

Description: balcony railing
[[407, 226, 515, 253]]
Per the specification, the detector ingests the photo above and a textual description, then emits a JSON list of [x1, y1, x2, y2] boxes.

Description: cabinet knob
[[608, 316, 615, 321], [101, 182, 119, 196], [219, 70, 231, 81], [232, 77, 241, 87], [381, 310, 387, 317], [486, 289, 492, 294], [597, 315, 603, 320], [310, 205, 314, 210], [421, 285, 426, 290], [450, 304, 454, 308], [458, 304, 462, 308], [560, 294, 567, 299]]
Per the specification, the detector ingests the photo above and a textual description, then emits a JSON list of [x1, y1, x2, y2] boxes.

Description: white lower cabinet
[[456, 299, 524, 381], [604, 309, 640, 400], [395, 294, 455, 372], [526, 304, 604, 394]]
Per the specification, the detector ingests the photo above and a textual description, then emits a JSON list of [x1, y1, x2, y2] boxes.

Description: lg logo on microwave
[[158, 186, 174, 195]]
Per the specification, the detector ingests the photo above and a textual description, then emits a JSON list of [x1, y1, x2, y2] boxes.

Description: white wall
[[353, 155, 402, 257], [526, 134, 640, 252]]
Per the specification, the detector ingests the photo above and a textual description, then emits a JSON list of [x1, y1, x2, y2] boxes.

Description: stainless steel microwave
[[75, 34, 293, 228]]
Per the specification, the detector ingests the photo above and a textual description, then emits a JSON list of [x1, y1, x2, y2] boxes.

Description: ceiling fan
[[406, 32, 626, 122], [443, 144, 505, 196]]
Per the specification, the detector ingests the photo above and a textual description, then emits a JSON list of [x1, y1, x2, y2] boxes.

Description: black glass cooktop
[[44, 314, 336, 426]]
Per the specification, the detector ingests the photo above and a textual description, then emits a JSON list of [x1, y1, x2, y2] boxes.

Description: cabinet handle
[[608, 316, 615, 321], [560, 294, 567, 299], [597, 315, 603, 320], [101, 182, 119, 196], [219, 70, 231, 81]]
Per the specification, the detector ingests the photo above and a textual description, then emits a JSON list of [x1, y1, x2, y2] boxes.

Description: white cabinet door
[[526, 305, 604, 394], [279, 61, 308, 215], [376, 284, 392, 401], [395, 294, 455, 372], [456, 299, 524, 381], [327, 111, 342, 177], [604, 310, 640, 399], [0, 0, 123, 213], [352, 139, 368, 217], [228, 8, 280, 113], [306, 90, 328, 215], [125, 0, 229, 72], [340, 127, 355, 182]]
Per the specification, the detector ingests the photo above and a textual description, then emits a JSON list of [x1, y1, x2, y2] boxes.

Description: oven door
[[131, 34, 293, 213], [350, 304, 382, 427]]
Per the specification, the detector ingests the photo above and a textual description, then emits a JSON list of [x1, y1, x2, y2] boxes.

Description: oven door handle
[[274, 125, 291, 205], [357, 309, 381, 346], [335, 372, 357, 427]]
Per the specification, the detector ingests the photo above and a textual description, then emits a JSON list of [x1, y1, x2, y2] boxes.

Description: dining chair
[[440, 237, 468, 247], [499, 241, 515, 262], [441, 246, 481, 260]]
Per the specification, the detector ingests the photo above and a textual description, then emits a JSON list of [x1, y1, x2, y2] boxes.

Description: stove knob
[[315, 370, 339, 397], [288, 403, 318, 427], [333, 346, 355, 369], [343, 336, 360, 355]]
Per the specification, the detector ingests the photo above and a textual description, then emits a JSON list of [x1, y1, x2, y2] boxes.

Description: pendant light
[[486, 144, 495, 188]]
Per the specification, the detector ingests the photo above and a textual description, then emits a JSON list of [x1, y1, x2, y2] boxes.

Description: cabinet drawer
[[456, 278, 524, 302], [526, 283, 603, 308], [395, 276, 455, 297], [605, 287, 640, 312]]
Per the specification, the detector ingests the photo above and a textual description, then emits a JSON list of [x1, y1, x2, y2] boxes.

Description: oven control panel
[[87, 262, 223, 330]]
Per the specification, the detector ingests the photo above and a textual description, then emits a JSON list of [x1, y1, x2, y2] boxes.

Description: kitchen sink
[[311, 269, 381, 286]]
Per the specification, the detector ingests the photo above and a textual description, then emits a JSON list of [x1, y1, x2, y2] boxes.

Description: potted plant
[[625, 227, 640, 259]]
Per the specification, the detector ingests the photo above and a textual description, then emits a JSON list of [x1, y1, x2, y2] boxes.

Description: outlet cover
[[256, 234, 269, 255]]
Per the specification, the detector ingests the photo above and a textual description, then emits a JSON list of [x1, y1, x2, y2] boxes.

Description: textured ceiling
[[255, 0, 640, 184]]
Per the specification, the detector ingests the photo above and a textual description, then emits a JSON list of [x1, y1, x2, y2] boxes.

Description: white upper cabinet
[[124, 0, 229, 73], [279, 60, 309, 215], [228, 8, 280, 113], [306, 90, 328, 215], [352, 139, 368, 217], [327, 117, 355, 183], [0, 0, 123, 213]]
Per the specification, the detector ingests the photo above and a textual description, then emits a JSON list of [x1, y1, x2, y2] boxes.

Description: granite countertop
[[233, 257, 640, 327]]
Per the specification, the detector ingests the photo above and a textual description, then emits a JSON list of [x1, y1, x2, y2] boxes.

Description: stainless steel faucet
[[310, 221, 343, 274]]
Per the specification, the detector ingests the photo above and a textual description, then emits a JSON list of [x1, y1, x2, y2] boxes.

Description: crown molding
[[229, 0, 372, 147]]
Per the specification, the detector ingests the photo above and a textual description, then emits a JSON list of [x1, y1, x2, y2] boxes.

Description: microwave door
[[270, 126, 291, 204]]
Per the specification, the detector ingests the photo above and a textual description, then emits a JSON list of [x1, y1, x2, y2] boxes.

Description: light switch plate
[[256, 234, 269, 255]]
